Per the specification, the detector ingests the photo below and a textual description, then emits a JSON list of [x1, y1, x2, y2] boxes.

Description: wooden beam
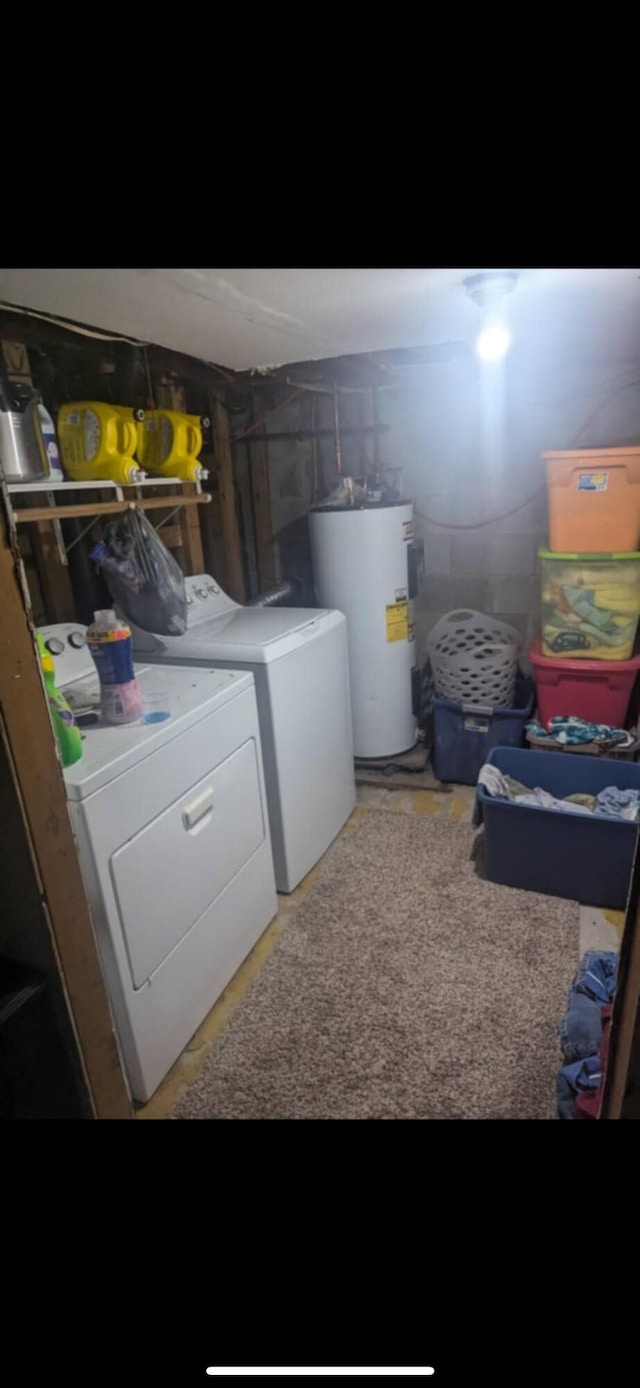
[[0, 310, 100, 355], [2, 338, 31, 382], [210, 392, 245, 602], [0, 491, 132, 1119], [600, 857, 640, 1119], [196, 481, 229, 589], [0, 310, 234, 389], [152, 524, 182, 550], [12, 494, 211, 523], [152, 378, 205, 576], [155, 377, 186, 412], [27, 513, 77, 622], [179, 482, 206, 575]]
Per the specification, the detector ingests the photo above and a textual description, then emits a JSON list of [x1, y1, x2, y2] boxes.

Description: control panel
[[184, 574, 238, 625], [38, 623, 94, 683]]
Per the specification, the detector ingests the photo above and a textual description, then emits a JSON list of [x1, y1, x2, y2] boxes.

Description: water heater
[[309, 499, 418, 759]]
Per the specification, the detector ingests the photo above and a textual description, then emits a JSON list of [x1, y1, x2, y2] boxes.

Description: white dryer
[[39, 623, 277, 1103], [127, 575, 356, 893]]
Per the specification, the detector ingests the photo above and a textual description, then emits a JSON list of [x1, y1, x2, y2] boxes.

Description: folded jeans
[[573, 951, 618, 1006], [559, 991, 604, 1063]]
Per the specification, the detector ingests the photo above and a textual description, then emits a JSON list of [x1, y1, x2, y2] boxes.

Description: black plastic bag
[[90, 505, 187, 636]]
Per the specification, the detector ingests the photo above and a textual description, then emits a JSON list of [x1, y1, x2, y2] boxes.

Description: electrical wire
[[235, 357, 640, 531], [570, 377, 640, 446], [507, 364, 640, 408], [0, 301, 239, 392], [230, 388, 304, 443], [333, 380, 342, 476], [414, 486, 546, 531], [143, 345, 157, 411], [0, 300, 146, 345], [203, 359, 238, 384], [284, 374, 397, 396], [415, 374, 640, 532], [310, 392, 318, 505]]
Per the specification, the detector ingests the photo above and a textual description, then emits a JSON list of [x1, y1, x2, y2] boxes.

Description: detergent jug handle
[[118, 417, 136, 459], [186, 422, 202, 458]]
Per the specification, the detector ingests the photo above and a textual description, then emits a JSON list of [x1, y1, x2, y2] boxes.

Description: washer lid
[[144, 606, 341, 664], [63, 664, 253, 800]]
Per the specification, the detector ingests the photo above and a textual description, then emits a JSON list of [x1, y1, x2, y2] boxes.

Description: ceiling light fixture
[[463, 271, 519, 364]]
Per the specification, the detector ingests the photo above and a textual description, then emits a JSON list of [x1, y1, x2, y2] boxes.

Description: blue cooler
[[432, 676, 535, 785], [476, 746, 640, 908]]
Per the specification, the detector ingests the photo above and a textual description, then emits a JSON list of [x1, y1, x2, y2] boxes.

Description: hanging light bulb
[[463, 271, 519, 364], [476, 314, 511, 363]]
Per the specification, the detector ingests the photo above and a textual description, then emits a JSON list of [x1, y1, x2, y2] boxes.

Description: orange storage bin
[[544, 446, 640, 553]]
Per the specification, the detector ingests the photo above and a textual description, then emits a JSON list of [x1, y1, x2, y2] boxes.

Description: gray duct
[[247, 579, 299, 607]]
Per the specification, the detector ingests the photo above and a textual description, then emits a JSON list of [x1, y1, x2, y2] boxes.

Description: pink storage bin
[[528, 639, 640, 728]]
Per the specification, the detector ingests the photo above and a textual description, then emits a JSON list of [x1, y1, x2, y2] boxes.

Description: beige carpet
[[173, 810, 579, 1120]]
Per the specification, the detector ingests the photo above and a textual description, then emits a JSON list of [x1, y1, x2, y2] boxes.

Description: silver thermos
[[0, 375, 50, 483]]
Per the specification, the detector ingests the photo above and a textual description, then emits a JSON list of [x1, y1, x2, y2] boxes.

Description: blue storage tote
[[476, 746, 640, 908], [432, 677, 535, 785]]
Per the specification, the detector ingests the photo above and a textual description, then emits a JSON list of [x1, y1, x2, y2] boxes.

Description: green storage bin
[[539, 548, 640, 661]]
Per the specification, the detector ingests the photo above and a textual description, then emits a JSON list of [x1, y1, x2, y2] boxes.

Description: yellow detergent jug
[[57, 402, 146, 485], [136, 409, 210, 483]]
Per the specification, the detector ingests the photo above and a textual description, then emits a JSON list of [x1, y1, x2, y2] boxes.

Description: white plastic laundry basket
[[427, 610, 520, 707]]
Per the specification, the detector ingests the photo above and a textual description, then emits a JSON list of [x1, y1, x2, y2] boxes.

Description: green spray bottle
[[37, 633, 83, 768]]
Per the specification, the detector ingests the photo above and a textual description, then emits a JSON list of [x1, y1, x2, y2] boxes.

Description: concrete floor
[[138, 782, 624, 1119]]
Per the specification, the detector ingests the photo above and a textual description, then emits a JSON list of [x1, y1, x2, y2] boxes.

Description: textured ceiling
[[0, 267, 639, 371]]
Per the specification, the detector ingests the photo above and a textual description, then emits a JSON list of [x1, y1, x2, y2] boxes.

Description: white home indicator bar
[[206, 1371, 436, 1378]]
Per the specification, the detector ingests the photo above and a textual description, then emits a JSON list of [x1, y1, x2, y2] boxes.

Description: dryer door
[[110, 738, 266, 987]]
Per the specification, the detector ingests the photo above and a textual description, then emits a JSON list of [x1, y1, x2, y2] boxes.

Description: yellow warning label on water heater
[[386, 601, 409, 642]]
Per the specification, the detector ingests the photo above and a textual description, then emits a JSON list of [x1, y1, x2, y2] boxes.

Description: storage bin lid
[[528, 637, 640, 673], [543, 446, 640, 460], [538, 546, 640, 561], [432, 674, 535, 715]]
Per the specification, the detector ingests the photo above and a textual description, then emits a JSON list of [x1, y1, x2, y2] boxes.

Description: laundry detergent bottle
[[37, 634, 83, 766], [86, 610, 143, 725], [136, 409, 210, 482], [57, 402, 146, 485], [38, 404, 64, 481]]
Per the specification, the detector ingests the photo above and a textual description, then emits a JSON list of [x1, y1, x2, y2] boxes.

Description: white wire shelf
[[7, 475, 203, 499]]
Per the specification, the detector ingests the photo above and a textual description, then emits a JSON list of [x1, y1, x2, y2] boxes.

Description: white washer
[[127, 575, 356, 893], [39, 623, 277, 1103]]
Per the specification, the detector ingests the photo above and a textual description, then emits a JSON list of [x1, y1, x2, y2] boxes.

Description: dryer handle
[[182, 788, 214, 833]]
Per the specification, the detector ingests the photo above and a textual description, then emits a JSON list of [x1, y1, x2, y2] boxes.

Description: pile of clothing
[[525, 715, 635, 751], [476, 764, 640, 821], [557, 951, 617, 1119]]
